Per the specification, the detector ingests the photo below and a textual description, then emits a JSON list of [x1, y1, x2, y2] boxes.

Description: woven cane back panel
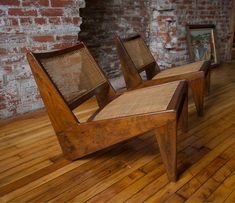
[[123, 37, 155, 71], [40, 47, 107, 104]]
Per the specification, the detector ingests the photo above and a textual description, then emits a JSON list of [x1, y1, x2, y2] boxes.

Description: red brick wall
[[177, 0, 233, 62], [80, 0, 233, 81], [149, 0, 233, 68], [0, 0, 85, 118], [0, 0, 233, 119]]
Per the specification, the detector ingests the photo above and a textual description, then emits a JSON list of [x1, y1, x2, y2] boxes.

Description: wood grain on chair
[[27, 43, 188, 182], [115, 35, 211, 116]]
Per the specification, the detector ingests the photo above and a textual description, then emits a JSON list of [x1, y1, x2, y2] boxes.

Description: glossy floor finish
[[0, 61, 235, 203]]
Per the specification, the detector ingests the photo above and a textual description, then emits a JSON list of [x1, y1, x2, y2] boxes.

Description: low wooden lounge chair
[[115, 35, 211, 116], [27, 43, 188, 182]]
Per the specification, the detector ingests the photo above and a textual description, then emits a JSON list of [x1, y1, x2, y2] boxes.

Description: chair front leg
[[155, 120, 177, 182], [190, 77, 205, 116]]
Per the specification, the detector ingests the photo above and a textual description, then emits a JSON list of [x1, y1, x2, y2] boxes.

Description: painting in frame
[[186, 24, 219, 66]]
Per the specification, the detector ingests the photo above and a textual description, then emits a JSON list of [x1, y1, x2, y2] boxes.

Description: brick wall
[[176, 0, 233, 62], [149, 0, 233, 69], [0, 0, 85, 119], [79, 0, 152, 79], [81, 0, 233, 75], [0, 0, 233, 119]]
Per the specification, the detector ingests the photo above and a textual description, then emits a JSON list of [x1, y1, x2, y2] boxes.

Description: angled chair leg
[[155, 120, 177, 182], [190, 77, 205, 116], [180, 93, 188, 133], [206, 70, 211, 95]]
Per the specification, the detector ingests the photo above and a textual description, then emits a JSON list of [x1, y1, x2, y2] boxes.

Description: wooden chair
[[27, 43, 188, 182], [115, 35, 211, 116]]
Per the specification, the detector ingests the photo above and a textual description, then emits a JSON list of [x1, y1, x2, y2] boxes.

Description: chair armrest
[[60, 111, 177, 160]]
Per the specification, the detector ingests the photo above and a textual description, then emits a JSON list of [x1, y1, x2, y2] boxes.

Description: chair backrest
[[40, 46, 107, 105], [115, 35, 160, 89], [27, 43, 116, 131], [122, 35, 156, 71]]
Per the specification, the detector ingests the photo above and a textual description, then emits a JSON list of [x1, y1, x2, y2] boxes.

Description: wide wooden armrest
[[137, 79, 185, 89], [61, 111, 176, 160]]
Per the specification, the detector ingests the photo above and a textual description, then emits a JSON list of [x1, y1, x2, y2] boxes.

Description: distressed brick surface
[[0, 0, 233, 119], [80, 0, 233, 77], [79, 0, 152, 79], [0, 0, 85, 119], [150, 0, 232, 68]]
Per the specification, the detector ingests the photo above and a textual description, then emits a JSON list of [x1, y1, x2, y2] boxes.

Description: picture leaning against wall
[[187, 24, 219, 66]]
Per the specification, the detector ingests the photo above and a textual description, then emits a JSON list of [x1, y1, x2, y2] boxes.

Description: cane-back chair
[[27, 43, 188, 182], [115, 35, 211, 116]]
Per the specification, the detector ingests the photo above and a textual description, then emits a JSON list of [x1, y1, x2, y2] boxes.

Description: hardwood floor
[[0, 61, 235, 203]]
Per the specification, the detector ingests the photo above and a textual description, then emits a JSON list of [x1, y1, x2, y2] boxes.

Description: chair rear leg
[[155, 120, 177, 182], [190, 77, 205, 116], [206, 70, 211, 95], [179, 89, 188, 133]]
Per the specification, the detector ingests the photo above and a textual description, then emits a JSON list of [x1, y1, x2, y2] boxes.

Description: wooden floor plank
[[85, 157, 160, 203], [184, 146, 235, 202], [53, 146, 158, 202], [225, 189, 235, 202], [144, 137, 235, 202], [11, 141, 153, 202], [0, 62, 234, 202], [206, 171, 235, 202]]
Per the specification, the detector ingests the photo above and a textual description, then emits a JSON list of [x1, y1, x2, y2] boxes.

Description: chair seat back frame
[[115, 34, 211, 116]]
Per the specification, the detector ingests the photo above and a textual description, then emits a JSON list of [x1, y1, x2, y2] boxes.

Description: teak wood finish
[[27, 43, 188, 182], [115, 35, 211, 116], [0, 61, 235, 203], [0, 63, 235, 202]]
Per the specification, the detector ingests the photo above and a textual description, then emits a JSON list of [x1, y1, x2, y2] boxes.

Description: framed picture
[[186, 24, 219, 66]]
